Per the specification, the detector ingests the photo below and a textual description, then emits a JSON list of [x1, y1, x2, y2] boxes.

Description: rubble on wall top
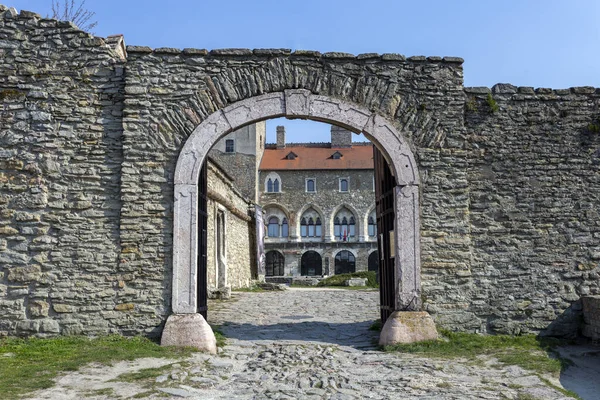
[[465, 84, 600, 97], [0, 4, 127, 60], [125, 45, 464, 65]]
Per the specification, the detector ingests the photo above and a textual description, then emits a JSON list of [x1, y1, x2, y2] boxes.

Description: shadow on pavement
[[558, 343, 600, 400], [218, 320, 380, 348]]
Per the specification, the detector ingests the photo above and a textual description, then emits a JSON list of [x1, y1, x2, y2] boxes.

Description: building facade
[[259, 125, 379, 279]]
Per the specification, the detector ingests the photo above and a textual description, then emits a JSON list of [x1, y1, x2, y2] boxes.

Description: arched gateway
[[163, 90, 425, 351]]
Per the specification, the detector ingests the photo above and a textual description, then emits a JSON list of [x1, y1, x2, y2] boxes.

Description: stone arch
[[329, 203, 361, 242], [262, 203, 291, 222], [170, 90, 421, 333]]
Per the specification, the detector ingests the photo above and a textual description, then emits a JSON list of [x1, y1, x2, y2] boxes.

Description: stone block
[[161, 314, 217, 354], [257, 282, 287, 291], [7, 265, 41, 282], [53, 304, 74, 313], [29, 300, 49, 317], [379, 311, 438, 345], [345, 278, 367, 287], [207, 286, 231, 300]]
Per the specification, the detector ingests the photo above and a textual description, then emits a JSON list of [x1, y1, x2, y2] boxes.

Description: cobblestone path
[[30, 288, 577, 399], [201, 288, 570, 399]]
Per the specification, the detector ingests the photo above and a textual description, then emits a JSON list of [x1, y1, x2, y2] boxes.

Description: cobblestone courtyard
[[26, 288, 600, 399]]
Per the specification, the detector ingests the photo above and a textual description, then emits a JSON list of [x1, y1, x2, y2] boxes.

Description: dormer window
[[286, 152, 298, 160], [332, 151, 343, 159]]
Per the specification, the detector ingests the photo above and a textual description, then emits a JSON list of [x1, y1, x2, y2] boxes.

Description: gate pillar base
[[379, 311, 437, 346], [161, 313, 217, 354]]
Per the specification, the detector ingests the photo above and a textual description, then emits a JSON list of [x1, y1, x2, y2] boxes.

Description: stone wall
[[1, 4, 599, 338], [206, 161, 255, 291], [0, 6, 132, 337], [455, 85, 600, 336], [208, 122, 265, 202]]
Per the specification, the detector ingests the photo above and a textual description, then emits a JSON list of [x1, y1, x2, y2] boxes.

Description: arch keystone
[[284, 89, 312, 118]]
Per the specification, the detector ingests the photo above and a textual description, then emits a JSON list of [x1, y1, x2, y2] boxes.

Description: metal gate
[[197, 161, 208, 319], [374, 146, 396, 324]]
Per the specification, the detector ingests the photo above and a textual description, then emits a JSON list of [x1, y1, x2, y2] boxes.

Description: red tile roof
[[259, 144, 374, 170]]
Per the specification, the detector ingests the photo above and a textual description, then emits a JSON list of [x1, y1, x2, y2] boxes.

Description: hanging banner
[[255, 205, 266, 278]]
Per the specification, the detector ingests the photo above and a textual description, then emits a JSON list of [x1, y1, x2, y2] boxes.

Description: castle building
[[258, 125, 379, 279]]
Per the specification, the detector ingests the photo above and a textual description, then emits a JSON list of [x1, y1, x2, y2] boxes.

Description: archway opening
[[168, 90, 422, 349], [301, 251, 323, 276], [334, 250, 357, 274]]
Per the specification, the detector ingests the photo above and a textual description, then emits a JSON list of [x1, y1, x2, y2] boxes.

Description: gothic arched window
[[281, 218, 289, 237], [300, 217, 308, 237], [268, 216, 279, 237], [368, 216, 376, 237], [273, 179, 280, 192]]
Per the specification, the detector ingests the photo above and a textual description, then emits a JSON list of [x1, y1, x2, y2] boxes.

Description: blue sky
[[7, 0, 600, 143]]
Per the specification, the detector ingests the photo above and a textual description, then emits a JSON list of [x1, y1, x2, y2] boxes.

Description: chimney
[[276, 126, 286, 149], [331, 125, 352, 148]]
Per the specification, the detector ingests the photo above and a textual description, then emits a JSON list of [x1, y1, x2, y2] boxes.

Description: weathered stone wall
[[2, 3, 598, 338], [206, 161, 255, 291], [453, 85, 600, 336], [208, 122, 265, 202], [0, 7, 131, 337]]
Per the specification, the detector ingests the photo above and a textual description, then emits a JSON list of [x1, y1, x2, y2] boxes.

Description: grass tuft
[[385, 329, 568, 376], [0, 335, 196, 400]]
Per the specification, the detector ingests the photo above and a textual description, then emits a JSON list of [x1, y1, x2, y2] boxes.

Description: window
[[308, 217, 315, 237], [300, 208, 321, 238], [267, 217, 279, 237], [335, 250, 356, 274], [339, 178, 349, 192], [281, 218, 288, 237], [334, 207, 356, 241], [332, 151, 342, 159], [266, 251, 284, 276], [265, 174, 281, 193], [301, 251, 322, 276], [225, 139, 235, 153], [368, 216, 376, 237], [334, 217, 341, 238], [306, 178, 316, 192]]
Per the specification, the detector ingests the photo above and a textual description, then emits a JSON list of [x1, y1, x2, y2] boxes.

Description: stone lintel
[[379, 311, 437, 345], [161, 314, 217, 353]]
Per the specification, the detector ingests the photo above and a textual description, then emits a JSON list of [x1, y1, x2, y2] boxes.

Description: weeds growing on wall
[[486, 93, 499, 113]]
